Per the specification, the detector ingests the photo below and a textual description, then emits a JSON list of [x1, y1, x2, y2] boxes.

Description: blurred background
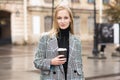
[[0, 0, 120, 80], [0, 0, 113, 45]]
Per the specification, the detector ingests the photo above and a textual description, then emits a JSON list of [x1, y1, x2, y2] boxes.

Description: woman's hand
[[51, 55, 66, 65]]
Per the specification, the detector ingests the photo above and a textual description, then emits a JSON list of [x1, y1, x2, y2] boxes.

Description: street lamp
[[92, 0, 99, 56], [52, 0, 54, 28], [88, 0, 99, 59]]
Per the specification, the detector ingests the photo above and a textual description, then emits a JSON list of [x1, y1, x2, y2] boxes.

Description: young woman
[[34, 5, 84, 80]]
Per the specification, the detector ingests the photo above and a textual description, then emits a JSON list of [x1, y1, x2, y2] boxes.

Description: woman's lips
[[61, 24, 65, 27]]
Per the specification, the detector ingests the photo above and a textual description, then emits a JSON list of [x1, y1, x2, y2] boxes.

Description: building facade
[[0, 0, 112, 45]]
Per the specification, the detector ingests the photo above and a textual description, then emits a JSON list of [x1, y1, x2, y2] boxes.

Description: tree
[[104, 0, 120, 23]]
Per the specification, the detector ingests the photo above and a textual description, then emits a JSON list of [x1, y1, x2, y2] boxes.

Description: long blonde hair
[[49, 5, 74, 37]]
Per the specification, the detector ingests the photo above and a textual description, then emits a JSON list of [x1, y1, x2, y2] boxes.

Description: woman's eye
[[57, 17, 61, 19], [64, 17, 68, 19], [57, 16, 69, 20]]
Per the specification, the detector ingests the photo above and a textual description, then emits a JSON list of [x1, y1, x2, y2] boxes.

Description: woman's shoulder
[[71, 34, 81, 41], [41, 32, 50, 37], [39, 32, 50, 41]]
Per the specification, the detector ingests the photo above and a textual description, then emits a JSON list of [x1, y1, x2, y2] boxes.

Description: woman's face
[[56, 9, 71, 30]]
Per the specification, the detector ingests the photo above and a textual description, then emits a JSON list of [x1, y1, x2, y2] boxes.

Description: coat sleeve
[[33, 34, 51, 72]]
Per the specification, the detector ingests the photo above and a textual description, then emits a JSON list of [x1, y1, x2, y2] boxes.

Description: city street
[[0, 41, 120, 80]]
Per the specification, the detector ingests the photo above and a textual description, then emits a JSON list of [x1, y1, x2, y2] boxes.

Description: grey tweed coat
[[33, 32, 85, 80]]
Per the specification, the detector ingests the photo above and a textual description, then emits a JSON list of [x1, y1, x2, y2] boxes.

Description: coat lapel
[[47, 35, 58, 51], [68, 34, 76, 70], [69, 33, 75, 59], [69, 33, 75, 51]]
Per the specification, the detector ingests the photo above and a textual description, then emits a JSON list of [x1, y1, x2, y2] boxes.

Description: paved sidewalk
[[82, 41, 120, 80], [0, 41, 120, 80]]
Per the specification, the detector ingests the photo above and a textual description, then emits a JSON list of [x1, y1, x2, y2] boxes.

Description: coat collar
[[47, 32, 75, 51], [49, 32, 74, 41]]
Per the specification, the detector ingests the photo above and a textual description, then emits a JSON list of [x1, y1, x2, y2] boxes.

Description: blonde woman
[[34, 5, 84, 80]]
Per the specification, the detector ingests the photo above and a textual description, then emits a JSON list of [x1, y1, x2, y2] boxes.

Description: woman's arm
[[33, 34, 51, 71]]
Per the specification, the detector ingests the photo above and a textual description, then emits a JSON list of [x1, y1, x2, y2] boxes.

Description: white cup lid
[[57, 48, 67, 51]]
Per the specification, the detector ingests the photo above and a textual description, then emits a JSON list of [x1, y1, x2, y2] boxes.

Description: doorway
[[0, 10, 11, 45]]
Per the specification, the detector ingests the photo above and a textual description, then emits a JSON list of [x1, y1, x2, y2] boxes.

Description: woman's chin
[[60, 27, 68, 30]]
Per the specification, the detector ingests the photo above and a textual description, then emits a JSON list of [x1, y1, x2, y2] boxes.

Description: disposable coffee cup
[[57, 48, 67, 58]]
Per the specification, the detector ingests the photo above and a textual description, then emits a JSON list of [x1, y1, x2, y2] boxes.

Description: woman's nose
[[61, 19, 65, 22]]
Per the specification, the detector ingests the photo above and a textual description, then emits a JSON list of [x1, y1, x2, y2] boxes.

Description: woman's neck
[[59, 27, 70, 37]]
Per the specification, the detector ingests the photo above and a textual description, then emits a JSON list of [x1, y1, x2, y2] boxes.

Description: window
[[73, 16, 80, 35], [44, 16, 52, 32], [88, 0, 94, 3], [103, 0, 109, 4], [32, 16, 40, 34], [71, 0, 80, 3], [44, 0, 52, 3], [88, 16, 94, 34], [29, 0, 40, 6]]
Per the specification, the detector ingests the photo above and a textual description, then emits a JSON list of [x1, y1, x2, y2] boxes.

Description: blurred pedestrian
[[99, 44, 106, 57], [33, 5, 84, 80]]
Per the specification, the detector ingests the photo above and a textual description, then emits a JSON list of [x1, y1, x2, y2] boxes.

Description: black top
[[57, 27, 70, 80]]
